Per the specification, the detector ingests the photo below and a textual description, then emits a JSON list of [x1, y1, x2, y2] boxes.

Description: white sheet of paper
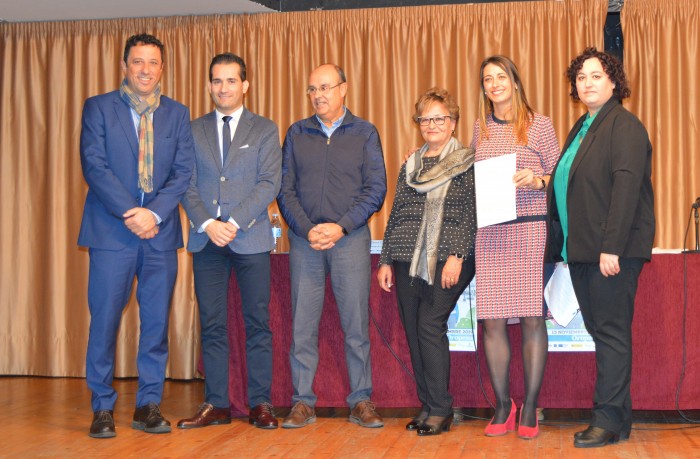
[[544, 262, 580, 327], [474, 153, 517, 228]]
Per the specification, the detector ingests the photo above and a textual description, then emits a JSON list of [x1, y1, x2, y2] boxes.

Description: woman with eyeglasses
[[471, 56, 560, 439], [377, 87, 476, 436]]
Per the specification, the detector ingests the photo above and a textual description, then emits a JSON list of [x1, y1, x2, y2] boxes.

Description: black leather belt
[[498, 214, 547, 225]]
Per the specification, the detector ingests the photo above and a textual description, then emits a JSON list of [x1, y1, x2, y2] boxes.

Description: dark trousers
[[569, 257, 644, 434], [193, 241, 272, 408], [393, 257, 475, 416], [86, 243, 177, 412]]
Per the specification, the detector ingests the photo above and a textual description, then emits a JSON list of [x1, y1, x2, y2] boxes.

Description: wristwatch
[[451, 253, 465, 260], [538, 177, 546, 190]]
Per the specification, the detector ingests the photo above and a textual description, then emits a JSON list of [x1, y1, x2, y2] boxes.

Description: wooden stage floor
[[2, 377, 698, 458]]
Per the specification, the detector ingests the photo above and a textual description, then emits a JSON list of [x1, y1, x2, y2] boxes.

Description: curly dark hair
[[566, 47, 630, 102]]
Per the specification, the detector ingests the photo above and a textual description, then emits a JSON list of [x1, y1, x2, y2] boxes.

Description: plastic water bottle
[[270, 213, 282, 253]]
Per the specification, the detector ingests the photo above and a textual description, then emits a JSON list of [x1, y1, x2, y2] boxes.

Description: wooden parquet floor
[[1, 377, 698, 458]]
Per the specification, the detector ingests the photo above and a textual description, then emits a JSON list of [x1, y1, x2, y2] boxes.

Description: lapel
[[567, 98, 619, 184], [223, 107, 253, 170], [113, 96, 139, 158], [202, 111, 223, 172]]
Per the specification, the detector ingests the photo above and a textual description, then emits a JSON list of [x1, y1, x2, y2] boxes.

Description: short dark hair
[[566, 47, 631, 101], [209, 53, 247, 82], [413, 87, 460, 124], [334, 65, 347, 83], [123, 34, 164, 63]]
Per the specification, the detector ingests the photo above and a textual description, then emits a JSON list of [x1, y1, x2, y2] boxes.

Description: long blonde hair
[[476, 55, 534, 146]]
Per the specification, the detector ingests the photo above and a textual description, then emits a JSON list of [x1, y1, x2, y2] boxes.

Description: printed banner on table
[[372, 241, 594, 353], [447, 278, 478, 352], [546, 311, 595, 352], [445, 275, 595, 353]]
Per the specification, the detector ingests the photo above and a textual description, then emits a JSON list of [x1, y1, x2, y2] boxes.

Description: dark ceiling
[[253, 0, 524, 12]]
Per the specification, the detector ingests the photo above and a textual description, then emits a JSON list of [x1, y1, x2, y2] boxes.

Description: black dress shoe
[[575, 426, 630, 441], [89, 410, 116, 438], [132, 402, 171, 433], [416, 413, 453, 436], [406, 411, 429, 431], [573, 426, 620, 448]]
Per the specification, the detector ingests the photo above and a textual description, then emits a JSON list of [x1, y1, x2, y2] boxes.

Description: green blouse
[[553, 111, 598, 262]]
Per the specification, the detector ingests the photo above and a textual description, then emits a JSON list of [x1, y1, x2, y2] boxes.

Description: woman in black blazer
[[545, 48, 655, 448]]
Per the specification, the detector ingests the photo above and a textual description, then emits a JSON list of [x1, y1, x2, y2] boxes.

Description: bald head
[[310, 64, 346, 84], [307, 63, 348, 125]]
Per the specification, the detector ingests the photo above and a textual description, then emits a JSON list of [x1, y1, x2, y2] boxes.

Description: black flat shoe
[[573, 426, 620, 448], [416, 413, 453, 436], [406, 411, 429, 430]]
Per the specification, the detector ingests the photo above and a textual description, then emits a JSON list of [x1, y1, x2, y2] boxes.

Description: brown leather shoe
[[177, 403, 231, 429], [349, 400, 384, 428], [281, 401, 316, 428], [249, 402, 278, 429], [89, 410, 116, 438], [132, 402, 171, 433]]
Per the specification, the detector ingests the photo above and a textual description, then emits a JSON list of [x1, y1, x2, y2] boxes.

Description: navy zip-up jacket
[[277, 109, 387, 240]]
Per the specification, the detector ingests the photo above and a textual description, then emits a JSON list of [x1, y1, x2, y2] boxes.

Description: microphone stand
[[694, 207, 699, 252], [686, 202, 700, 254]]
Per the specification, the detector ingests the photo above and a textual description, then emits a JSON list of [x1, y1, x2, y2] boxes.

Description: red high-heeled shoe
[[517, 405, 539, 439], [484, 399, 516, 436]]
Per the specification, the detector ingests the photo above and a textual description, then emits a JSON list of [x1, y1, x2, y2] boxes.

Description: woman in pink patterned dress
[[470, 55, 560, 439]]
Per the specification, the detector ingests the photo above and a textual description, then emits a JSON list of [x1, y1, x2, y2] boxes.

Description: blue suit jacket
[[78, 90, 194, 251], [182, 108, 282, 254]]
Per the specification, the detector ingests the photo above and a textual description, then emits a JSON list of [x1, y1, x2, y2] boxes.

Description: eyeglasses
[[306, 82, 344, 96], [416, 115, 453, 126]]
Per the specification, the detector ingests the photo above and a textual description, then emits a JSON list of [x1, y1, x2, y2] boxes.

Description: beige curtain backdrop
[[0, 1, 609, 377], [622, 0, 700, 251]]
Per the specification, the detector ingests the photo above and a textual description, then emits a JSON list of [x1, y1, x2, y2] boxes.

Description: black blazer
[[545, 98, 655, 264]]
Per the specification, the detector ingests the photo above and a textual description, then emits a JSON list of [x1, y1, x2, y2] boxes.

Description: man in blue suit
[[178, 54, 282, 429], [78, 34, 194, 439]]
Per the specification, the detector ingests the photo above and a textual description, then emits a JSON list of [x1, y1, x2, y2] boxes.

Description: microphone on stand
[[692, 197, 700, 209]]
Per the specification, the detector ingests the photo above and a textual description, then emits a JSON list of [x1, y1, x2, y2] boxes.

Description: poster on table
[[445, 276, 594, 352], [371, 241, 594, 352]]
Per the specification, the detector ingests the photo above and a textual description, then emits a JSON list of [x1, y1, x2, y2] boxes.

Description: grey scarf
[[406, 136, 475, 284]]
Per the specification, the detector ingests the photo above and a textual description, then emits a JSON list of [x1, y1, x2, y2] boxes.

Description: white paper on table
[[474, 153, 517, 228], [543, 262, 580, 327]]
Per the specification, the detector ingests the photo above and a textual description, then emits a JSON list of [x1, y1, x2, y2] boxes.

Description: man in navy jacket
[[277, 64, 386, 429]]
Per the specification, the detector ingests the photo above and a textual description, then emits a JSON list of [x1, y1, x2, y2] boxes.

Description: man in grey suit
[[179, 53, 282, 429]]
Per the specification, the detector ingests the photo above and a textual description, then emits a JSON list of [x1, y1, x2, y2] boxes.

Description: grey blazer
[[182, 108, 282, 254]]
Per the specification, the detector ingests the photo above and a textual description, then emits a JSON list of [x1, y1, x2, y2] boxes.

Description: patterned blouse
[[380, 155, 477, 265]]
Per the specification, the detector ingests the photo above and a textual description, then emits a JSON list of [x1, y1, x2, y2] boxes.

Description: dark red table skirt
[[225, 253, 700, 415]]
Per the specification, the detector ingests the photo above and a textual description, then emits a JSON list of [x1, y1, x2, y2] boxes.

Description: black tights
[[482, 317, 548, 427]]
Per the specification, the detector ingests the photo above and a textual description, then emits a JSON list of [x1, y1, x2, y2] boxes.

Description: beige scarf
[[406, 137, 475, 284]]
